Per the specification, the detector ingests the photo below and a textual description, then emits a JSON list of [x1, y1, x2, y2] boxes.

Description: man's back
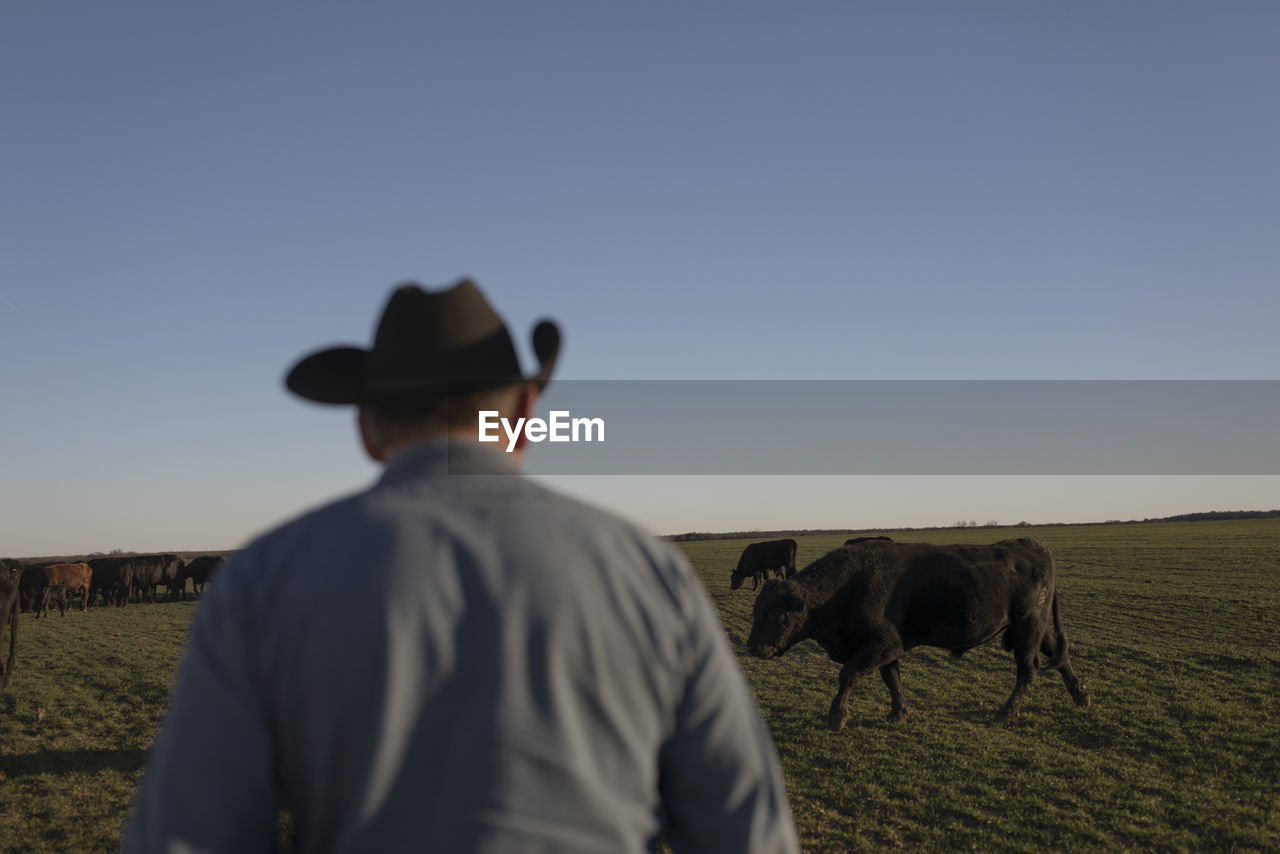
[[123, 441, 797, 853]]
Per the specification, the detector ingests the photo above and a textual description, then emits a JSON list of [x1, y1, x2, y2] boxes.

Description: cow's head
[[747, 579, 808, 659], [729, 552, 755, 591]]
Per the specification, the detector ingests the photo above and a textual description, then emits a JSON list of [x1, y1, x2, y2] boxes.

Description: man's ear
[[357, 408, 386, 462]]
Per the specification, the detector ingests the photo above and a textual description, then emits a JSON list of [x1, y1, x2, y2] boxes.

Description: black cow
[[88, 557, 134, 607], [747, 538, 1090, 728], [844, 536, 893, 546], [730, 539, 797, 591], [17, 564, 47, 614], [42, 583, 71, 618], [129, 554, 185, 603], [0, 564, 18, 692], [176, 555, 226, 599]]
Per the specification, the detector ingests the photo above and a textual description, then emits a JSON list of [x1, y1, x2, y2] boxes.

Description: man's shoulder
[[507, 477, 683, 557], [236, 474, 679, 558], [222, 472, 693, 598]]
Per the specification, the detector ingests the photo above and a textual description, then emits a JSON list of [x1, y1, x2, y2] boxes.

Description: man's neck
[[380, 429, 527, 467]]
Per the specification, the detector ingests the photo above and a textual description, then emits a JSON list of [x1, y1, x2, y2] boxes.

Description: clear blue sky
[[3, 3, 1277, 556]]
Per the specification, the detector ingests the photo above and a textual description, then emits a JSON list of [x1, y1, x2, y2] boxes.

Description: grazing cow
[[844, 536, 893, 546], [747, 538, 1091, 728], [730, 539, 797, 590], [35, 563, 92, 616], [177, 555, 225, 599], [0, 565, 18, 691], [88, 557, 134, 607]]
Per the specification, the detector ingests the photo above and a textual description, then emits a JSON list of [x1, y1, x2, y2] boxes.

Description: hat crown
[[375, 281, 504, 351], [365, 280, 519, 386]]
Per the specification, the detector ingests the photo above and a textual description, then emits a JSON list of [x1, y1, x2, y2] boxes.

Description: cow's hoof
[[995, 708, 1018, 725], [887, 708, 908, 724], [827, 712, 848, 733], [1075, 687, 1092, 709]]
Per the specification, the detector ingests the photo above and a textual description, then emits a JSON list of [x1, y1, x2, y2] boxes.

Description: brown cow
[[0, 566, 17, 691], [37, 562, 92, 617]]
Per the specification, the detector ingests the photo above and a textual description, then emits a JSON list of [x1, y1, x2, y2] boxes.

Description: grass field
[[2, 520, 1277, 852]]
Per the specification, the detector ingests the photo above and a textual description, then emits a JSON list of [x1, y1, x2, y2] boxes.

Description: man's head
[[357, 380, 536, 461], [284, 279, 560, 461]]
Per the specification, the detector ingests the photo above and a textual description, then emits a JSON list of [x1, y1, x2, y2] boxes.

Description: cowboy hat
[[285, 278, 560, 404]]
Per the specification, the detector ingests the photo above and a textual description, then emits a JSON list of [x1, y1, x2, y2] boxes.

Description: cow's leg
[[827, 631, 904, 732], [1056, 657, 1091, 708], [997, 618, 1040, 723], [1041, 595, 1091, 709], [880, 660, 908, 722]]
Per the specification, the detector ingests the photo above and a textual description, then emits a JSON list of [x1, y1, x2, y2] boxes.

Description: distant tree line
[[664, 509, 1280, 543], [667, 529, 872, 543], [1142, 509, 1280, 523]]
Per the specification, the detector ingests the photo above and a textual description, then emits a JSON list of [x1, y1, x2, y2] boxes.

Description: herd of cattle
[[0, 553, 226, 694], [735, 536, 1091, 726], [1, 536, 1093, 730]]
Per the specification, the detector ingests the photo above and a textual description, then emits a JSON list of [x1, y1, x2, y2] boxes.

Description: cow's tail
[[0, 600, 16, 691], [1038, 591, 1069, 672]]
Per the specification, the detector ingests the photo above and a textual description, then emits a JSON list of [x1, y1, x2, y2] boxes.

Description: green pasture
[[1, 520, 1277, 852], [691, 521, 1280, 852], [0, 600, 195, 853]]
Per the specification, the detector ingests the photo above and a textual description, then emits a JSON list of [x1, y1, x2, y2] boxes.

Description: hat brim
[[285, 321, 560, 405], [284, 346, 370, 404]]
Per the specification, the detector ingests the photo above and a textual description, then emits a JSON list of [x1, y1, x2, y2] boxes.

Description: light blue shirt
[[123, 440, 798, 853]]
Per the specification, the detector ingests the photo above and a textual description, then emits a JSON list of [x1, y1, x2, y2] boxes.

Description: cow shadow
[[0, 747, 148, 779]]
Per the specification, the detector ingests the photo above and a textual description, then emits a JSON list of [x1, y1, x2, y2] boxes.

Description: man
[[123, 279, 799, 853]]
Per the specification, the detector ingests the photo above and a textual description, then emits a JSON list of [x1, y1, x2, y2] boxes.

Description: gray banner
[[468, 380, 1280, 475]]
